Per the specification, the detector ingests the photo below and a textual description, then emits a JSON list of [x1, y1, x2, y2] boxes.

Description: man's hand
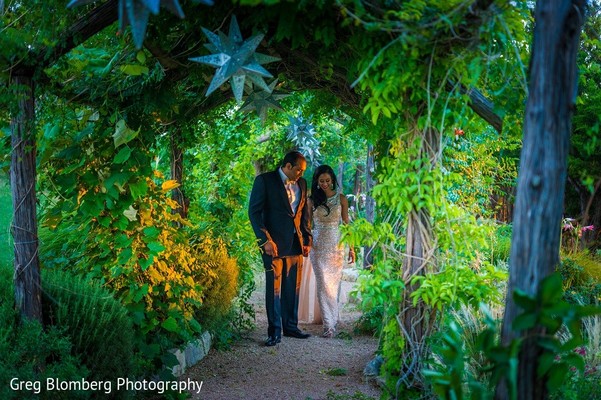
[[263, 241, 278, 257], [302, 246, 311, 257]]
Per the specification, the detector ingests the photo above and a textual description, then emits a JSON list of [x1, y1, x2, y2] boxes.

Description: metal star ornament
[[189, 16, 280, 103], [239, 80, 289, 123], [67, 0, 210, 49], [286, 114, 321, 166]]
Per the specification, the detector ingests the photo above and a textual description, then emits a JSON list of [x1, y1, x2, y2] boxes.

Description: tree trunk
[[363, 144, 376, 269], [496, 0, 586, 398], [399, 208, 435, 386], [398, 127, 440, 387], [352, 163, 363, 205], [10, 74, 42, 323], [491, 184, 515, 223], [170, 129, 188, 219]]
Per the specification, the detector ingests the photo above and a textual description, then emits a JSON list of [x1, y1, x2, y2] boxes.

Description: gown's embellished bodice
[[312, 194, 343, 248]]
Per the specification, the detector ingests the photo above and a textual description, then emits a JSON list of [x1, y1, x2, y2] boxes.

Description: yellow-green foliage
[[411, 262, 508, 311], [44, 172, 217, 366], [41, 169, 241, 372], [558, 252, 601, 305], [88, 175, 205, 339], [191, 235, 239, 327], [566, 252, 601, 282]]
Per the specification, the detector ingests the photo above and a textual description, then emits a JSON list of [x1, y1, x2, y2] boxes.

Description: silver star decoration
[[189, 15, 280, 103], [67, 0, 209, 49], [239, 80, 289, 123], [286, 114, 321, 166]]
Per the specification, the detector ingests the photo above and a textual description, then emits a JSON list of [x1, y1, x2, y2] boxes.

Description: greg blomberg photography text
[[9, 377, 203, 395]]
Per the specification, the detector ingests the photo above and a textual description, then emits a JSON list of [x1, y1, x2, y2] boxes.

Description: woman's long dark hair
[[309, 164, 339, 215]]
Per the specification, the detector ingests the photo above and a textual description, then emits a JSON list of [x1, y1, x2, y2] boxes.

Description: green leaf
[[43, 123, 61, 140], [161, 317, 179, 332], [133, 284, 149, 302], [546, 363, 569, 393], [138, 341, 161, 358], [120, 64, 149, 76], [129, 179, 148, 199], [136, 51, 147, 63], [114, 216, 130, 230], [147, 242, 166, 253], [111, 266, 123, 278], [562, 353, 585, 372], [537, 352, 555, 376], [113, 146, 132, 164], [188, 317, 202, 333], [143, 226, 160, 240], [577, 304, 601, 317], [113, 119, 139, 148], [512, 312, 536, 331], [104, 172, 131, 190], [139, 255, 154, 271], [513, 289, 536, 310], [539, 274, 563, 305], [118, 247, 133, 265], [161, 352, 180, 369]]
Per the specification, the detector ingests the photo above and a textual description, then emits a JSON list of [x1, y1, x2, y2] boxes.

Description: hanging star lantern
[[286, 114, 317, 142], [239, 80, 289, 123], [67, 0, 213, 49], [189, 15, 280, 103], [286, 114, 321, 166]]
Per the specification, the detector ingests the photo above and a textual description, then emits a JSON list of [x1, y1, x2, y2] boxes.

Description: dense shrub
[[40, 175, 209, 373], [41, 268, 137, 389], [558, 254, 601, 306], [190, 235, 239, 336], [0, 264, 89, 400]]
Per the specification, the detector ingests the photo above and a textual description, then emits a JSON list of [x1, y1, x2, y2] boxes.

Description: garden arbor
[[5, 0, 502, 319], [3, 0, 591, 397], [5, 0, 503, 383]]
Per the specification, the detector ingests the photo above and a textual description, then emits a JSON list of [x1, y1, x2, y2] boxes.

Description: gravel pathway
[[183, 271, 382, 400]]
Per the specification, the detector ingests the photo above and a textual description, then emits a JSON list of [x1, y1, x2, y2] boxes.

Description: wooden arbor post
[[10, 73, 42, 322], [496, 0, 586, 398]]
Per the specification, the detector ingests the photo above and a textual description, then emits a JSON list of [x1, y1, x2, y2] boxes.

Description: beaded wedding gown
[[299, 194, 344, 334]]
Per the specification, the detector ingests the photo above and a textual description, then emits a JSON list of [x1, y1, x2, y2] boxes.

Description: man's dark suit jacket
[[248, 169, 312, 256]]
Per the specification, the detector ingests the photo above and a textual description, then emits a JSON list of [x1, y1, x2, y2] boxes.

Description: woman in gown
[[299, 164, 355, 338]]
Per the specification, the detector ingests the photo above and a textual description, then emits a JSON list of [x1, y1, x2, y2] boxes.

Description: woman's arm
[[340, 194, 350, 225], [340, 194, 355, 263]]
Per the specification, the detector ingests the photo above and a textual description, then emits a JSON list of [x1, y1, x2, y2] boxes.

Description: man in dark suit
[[248, 151, 313, 346]]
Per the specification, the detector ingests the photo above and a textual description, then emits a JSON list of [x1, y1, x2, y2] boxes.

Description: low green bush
[[558, 254, 601, 306], [190, 235, 240, 348], [565, 251, 601, 282], [0, 264, 89, 400], [41, 268, 137, 390]]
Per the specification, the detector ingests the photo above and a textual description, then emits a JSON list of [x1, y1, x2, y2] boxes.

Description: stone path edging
[[171, 331, 212, 377]]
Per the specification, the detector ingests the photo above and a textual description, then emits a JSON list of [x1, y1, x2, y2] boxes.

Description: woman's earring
[[330, 184, 334, 190]]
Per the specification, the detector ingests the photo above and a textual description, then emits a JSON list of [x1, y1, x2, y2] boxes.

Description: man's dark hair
[[281, 151, 305, 168]]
